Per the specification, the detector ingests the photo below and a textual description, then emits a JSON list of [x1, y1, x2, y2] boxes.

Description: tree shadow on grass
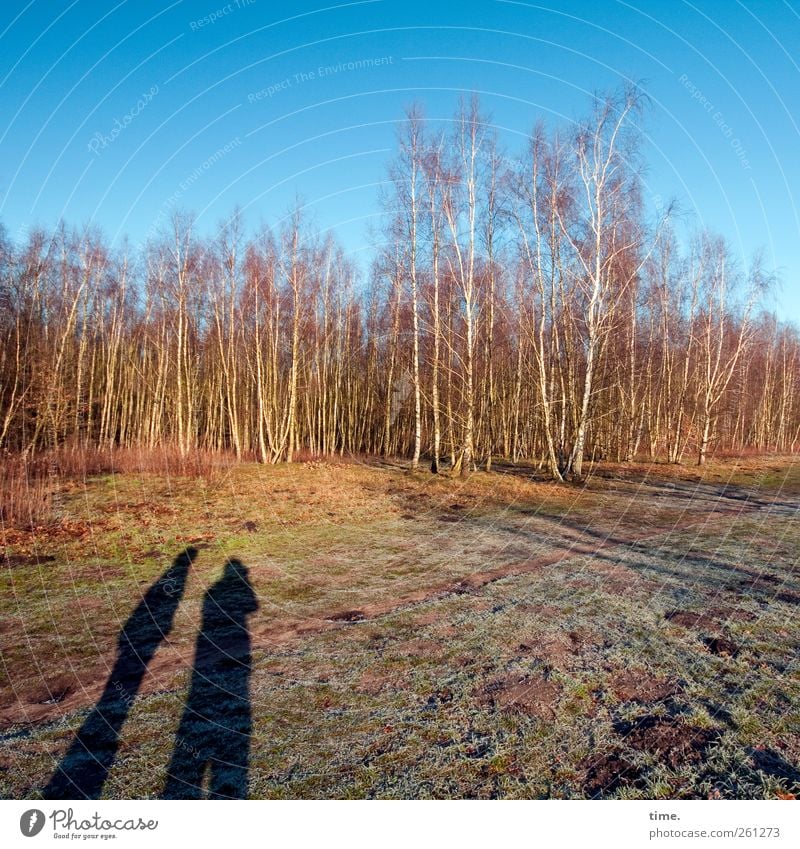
[[43, 547, 197, 799], [162, 558, 258, 799]]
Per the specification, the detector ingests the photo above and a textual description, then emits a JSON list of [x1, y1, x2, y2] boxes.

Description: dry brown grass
[[0, 444, 238, 529], [0, 454, 52, 529], [48, 443, 239, 479]]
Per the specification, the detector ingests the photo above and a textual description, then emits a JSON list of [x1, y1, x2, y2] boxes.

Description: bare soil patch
[[712, 606, 756, 623], [477, 673, 562, 719], [18, 673, 78, 709], [516, 629, 603, 668], [411, 611, 442, 627], [581, 751, 645, 797], [3, 554, 56, 567], [614, 716, 719, 769], [664, 609, 720, 629], [609, 671, 683, 704], [775, 590, 800, 605], [702, 637, 740, 657], [328, 610, 366, 623], [355, 668, 410, 695], [750, 747, 800, 784]]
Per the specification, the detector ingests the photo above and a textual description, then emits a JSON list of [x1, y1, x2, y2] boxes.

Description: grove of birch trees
[[1, 90, 798, 479]]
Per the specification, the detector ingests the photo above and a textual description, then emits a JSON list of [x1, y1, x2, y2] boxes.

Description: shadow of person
[[162, 558, 258, 799], [43, 547, 197, 799]]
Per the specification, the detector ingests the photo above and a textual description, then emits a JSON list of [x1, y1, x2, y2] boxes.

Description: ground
[[1, 455, 799, 799]]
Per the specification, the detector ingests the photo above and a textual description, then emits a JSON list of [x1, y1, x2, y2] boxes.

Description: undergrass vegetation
[[1, 455, 798, 798]]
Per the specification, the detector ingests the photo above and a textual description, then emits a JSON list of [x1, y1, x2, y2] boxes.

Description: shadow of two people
[[43, 548, 258, 800]]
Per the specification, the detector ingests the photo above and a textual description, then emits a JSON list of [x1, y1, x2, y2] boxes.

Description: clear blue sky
[[1, 0, 798, 321]]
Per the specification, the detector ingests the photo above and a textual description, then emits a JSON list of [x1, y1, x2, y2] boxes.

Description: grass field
[[1, 455, 799, 799]]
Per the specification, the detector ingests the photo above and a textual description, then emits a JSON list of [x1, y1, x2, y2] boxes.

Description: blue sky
[[1, 0, 798, 321]]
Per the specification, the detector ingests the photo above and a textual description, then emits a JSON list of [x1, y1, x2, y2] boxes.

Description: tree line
[[1, 89, 798, 480]]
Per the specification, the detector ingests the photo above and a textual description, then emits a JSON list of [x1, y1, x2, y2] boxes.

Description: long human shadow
[[43, 547, 197, 799], [162, 558, 258, 799]]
